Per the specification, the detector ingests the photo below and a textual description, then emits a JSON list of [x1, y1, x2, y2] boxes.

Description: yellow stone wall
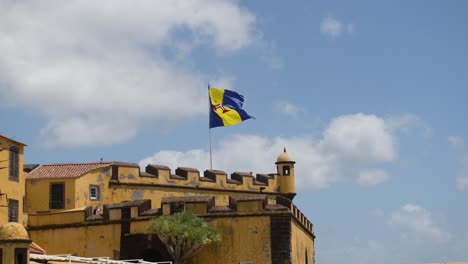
[[291, 220, 314, 264], [26, 195, 315, 264], [139, 167, 279, 193], [25, 157, 292, 216], [26, 164, 282, 214], [131, 215, 273, 264], [26, 178, 76, 213], [74, 167, 113, 209], [190, 215, 272, 264], [0, 137, 26, 226], [277, 162, 295, 194], [30, 214, 272, 263], [29, 223, 121, 258], [28, 207, 87, 226], [0, 241, 30, 264]]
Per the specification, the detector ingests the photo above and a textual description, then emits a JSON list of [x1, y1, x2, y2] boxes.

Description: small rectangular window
[[9, 146, 19, 182], [8, 199, 19, 222], [89, 185, 100, 200], [50, 182, 65, 209], [14, 248, 27, 264], [283, 166, 290, 176]]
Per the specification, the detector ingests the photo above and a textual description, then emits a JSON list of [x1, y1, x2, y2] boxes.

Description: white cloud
[[323, 113, 395, 162], [0, 0, 256, 146], [385, 113, 432, 137], [140, 113, 407, 189], [448, 136, 465, 147], [457, 177, 468, 191], [320, 16, 354, 39], [358, 169, 390, 185], [277, 101, 301, 117], [390, 204, 451, 242], [320, 17, 342, 38], [456, 155, 468, 191]]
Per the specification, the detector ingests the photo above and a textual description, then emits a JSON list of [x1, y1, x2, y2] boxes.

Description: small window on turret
[[283, 166, 290, 176], [14, 248, 27, 264]]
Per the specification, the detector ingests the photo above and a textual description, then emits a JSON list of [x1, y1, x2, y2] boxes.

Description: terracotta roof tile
[[26, 162, 113, 179]]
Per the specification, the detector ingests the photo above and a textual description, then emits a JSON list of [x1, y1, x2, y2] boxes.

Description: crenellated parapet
[[27, 196, 314, 238], [115, 163, 282, 194]]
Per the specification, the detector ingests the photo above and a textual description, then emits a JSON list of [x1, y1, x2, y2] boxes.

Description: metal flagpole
[[209, 127, 212, 170], [208, 84, 213, 170]]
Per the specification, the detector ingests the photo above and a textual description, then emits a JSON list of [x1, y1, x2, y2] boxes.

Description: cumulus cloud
[[385, 113, 432, 137], [276, 101, 301, 117], [0, 0, 256, 146], [448, 136, 465, 147], [140, 113, 411, 189], [390, 204, 451, 242], [320, 16, 353, 39], [358, 169, 390, 185]]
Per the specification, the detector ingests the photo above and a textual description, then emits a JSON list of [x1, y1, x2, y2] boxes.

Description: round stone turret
[[0, 222, 30, 241], [276, 148, 296, 200], [277, 147, 294, 163], [0, 222, 31, 264]]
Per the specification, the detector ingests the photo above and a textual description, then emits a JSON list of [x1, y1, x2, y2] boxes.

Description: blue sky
[[1, 1, 468, 263]]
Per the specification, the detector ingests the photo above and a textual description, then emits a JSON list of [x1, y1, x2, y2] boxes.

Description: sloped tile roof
[[0, 134, 27, 146], [26, 162, 113, 179]]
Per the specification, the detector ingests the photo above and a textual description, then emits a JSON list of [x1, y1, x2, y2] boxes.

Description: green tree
[[145, 211, 221, 264]]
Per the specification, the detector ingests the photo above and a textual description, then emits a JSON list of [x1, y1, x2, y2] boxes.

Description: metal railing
[[30, 253, 172, 264]]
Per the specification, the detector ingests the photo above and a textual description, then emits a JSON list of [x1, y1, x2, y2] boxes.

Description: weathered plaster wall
[[0, 241, 30, 264], [277, 162, 295, 194], [28, 208, 87, 226], [291, 220, 314, 264], [0, 138, 26, 226], [26, 178, 76, 213], [74, 167, 112, 209], [189, 215, 272, 264], [26, 163, 284, 214], [29, 223, 121, 258]]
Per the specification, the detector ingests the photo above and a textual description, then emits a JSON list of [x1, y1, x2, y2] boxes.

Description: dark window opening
[[305, 249, 309, 264], [22, 196, 26, 213], [0, 247, 3, 264], [170, 202, 185, 214], [9, 146, 19, 181], [282, 166, 290, 176], [111, 165, 119, 181], [50, 182, 65, 209], [8, 199, 19, 222], [89, 185, 100, 200], [14, 248, 27, 264]]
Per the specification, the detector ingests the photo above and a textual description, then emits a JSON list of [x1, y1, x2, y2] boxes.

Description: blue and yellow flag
[[209, 87, 253, 128]]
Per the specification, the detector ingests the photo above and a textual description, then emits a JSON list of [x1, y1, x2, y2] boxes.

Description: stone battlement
[[27, 196, 314, 237], [111, 163, 283, 194]]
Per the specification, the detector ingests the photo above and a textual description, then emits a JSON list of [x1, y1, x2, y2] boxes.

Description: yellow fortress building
[[1, 134, 315, 264]]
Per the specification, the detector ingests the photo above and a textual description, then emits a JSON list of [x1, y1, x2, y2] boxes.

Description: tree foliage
[[145, 211, 221, 264]]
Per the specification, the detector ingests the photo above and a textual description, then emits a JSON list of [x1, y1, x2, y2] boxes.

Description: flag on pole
[[209, 87, 254, 128]]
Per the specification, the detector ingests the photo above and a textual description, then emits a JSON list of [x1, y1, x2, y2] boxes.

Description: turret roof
[[0, 222, 30, 241], [276, 148, 294, 163]]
